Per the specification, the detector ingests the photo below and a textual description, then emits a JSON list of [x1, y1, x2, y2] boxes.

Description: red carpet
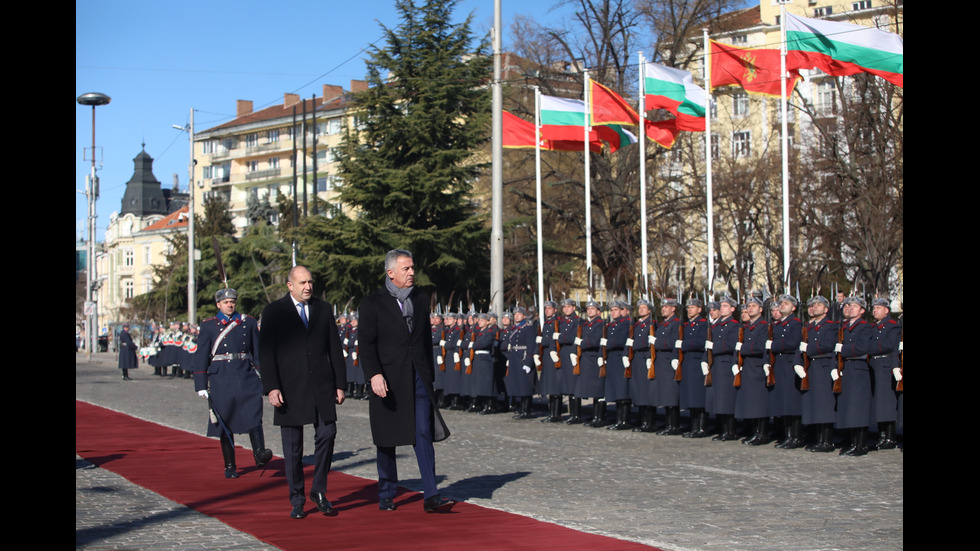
[[76, 400, 657, 550]]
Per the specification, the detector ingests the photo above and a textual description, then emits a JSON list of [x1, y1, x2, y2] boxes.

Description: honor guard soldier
[[630, 300, 657, 432], [504, 307, 537, 419], [735, 296, 773, 445], [652, 299, 682, 435], [679, 298, 709, 438], [576, 300, 607, 427], [603, 300, 633, 430], [869, 298, 901, 450], [709, 297, 741, 441], [801, 296, 839, 452], [556, 299, 582, 424], [193, 288, 272, 478], [467, 313, 498, 414], [769, 295, 805, 449], [431, 311, 447, 406], [835, 297, 873, 456], [536, 301, 563, 422], [347, 313, 366, 399], [443, 313, 464, 410]]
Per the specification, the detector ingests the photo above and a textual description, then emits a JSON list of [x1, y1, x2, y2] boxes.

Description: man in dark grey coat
[[259, 265, 347, 519], [359, 249, 455, 513]]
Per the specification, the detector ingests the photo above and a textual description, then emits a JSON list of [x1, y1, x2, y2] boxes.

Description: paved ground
[[76, 352, 903, 550]]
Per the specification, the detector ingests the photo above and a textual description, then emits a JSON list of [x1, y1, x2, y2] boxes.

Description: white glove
[[834, 343, 843, 353], [597, 357, 605, 367], [701, 362, 709, 376], [197, 389, 209, 398], [523, 365, 531, 374], [437, 356, 444, 365], [342, 349, 348, 357], [763, 364, 771, 378], [646, 358, 652, 370], [794, 365, 806, 379], [732, 365, 740, 376], [830, 369, 840, 381], [705, 340, 713, 350], [625, 338, 634, 347], [765, 339, 772, 350], [440, 339, 446, 347], [671, 359, 679, 370], [650, 336, 657, 346], [534, 354, 541, 367], [343, 338, 349, 345], [552, 332, 560, 341], [799, 342, 808, 353], [351, 351, 358, 361], [675, 339, 683, 349], [892, 367, 902, 381], [453, 352, 460, 363], [464, 357, 471, 367], [456, 339, 462, 347], [899, 341, 903, 352], [599, 338, 607, 347], [622, 356, 631, 368], [549, 351, 559, 363], [535, 336, 542, 344], [570, 354, 578, 367], [735, 342, 742, 351], [574, 337, 582, 346], [468, 342, 474, 349]]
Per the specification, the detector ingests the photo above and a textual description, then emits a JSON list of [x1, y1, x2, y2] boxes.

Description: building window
[[202, 140, 215, 154], [709, 97, 717, 119], [732, 92, 749, 118], [814, 6, 833, 17], [710, 133, 720, 161], [124, 280, 134, 300], [328, 119, 342, 135], [732, 130, 751, 158], [326, 203, 343, 218], [247, 160, 259, 173], [269, 157, 280, 170], [245, 133, 258, 148], [143, 245, 151, 265], [731, 34, 747, 44], [267, 129, 280, 143], [203, 165, 213, 179], [124, 249, 134, 267], [852, 1, 871, 10], [317, 177, 330, 192], [814, 80, 837, 116]]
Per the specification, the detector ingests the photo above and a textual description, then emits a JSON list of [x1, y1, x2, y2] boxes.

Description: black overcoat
[[259, 294, 347, 426], [359, 287, 450, 447]]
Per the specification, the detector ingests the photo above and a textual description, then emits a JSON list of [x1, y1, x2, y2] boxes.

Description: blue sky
[[75, 0, 580, 241]]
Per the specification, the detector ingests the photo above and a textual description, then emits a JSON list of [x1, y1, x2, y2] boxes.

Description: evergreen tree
[[332, 0, 492, 306]]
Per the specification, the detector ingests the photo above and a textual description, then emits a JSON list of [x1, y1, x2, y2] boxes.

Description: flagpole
[[703, 30, 715, 299], [780, 4, 791, 293], [638, 52, 649, 299], [535, 87, 546, 330], [584, 69, 593, 291]]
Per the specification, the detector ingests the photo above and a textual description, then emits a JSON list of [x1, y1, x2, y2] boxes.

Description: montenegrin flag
[[710, 40, 801, 97], [643, 62, 707, 132], [589, 79, 639, 126], [784, 12, 903, 87]]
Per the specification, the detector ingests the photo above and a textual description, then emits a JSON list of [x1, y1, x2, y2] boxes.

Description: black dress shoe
[[423, 495, 456, 513], [310, 491, 334, 514], [379, 498, 397, 511], [224, 465, 239, 479], [290, 505, 306, 519], [253, 448, 273, 467]]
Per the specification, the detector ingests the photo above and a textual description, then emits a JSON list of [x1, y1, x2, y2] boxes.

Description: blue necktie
[[299, 303, 309, 328]]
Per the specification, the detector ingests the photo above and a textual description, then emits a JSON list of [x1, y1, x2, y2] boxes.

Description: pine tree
[[333, 0, 492, 306]]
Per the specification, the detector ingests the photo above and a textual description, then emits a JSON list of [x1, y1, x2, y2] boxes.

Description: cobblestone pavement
[[76, 353, 903, 550]]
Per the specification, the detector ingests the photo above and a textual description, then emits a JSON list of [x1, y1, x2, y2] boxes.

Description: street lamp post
[[173, 109, 196, 325], [77, 92, 110, 361]]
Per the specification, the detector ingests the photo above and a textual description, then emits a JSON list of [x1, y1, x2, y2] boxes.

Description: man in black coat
[[118, 324, 138, 380], [359, 249, 455, 513], [259, 266, 347, 519]]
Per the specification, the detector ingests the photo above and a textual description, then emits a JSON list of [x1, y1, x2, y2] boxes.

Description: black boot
[[659, 407, 684, 435], [479, 397, 495, 415], [748, 417, 773, 446], [565, 397, 583, 424], [449, 395, 463, 410], [588, 400, 608, 427], [876, 421, 898, 450], [807, 424, 835, 452], [608, 400, 633, 430], [219, 433, 238, 478], [780, 416, 804, 449], [541, 395, 562, 423], [842, 428, 869, 456], [633, 406, 656, 432], [684, 408, 707, 438], [249, 427, 273, 467], [513, 397, 533, 419]]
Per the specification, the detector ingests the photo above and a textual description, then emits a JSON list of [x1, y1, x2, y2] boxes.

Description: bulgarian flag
[[503, 110, 603, 152], [785, 12, 903, 87], [594, 124, 637, 153], [710, 40, 801, 97], [539, 95, 598, 142], [643, 62, 707, 132]]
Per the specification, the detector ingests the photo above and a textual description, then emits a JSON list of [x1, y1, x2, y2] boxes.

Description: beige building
[[193, 81, 367, 237]]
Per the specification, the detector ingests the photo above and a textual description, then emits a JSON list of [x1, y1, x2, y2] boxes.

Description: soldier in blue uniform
[[576, 301, 606, 427], [557, 299, 582, 424], [193, 288, 272, 478], [834, 296, 874, 456], [709, 297, 741, 441], [869, 298, 901, 450], [735, 297, 773, 445], [769, 295, 805, 449], [801, 296, 839, 452], [679, 299, 709, 438], [345, 313, 366, 399], [431, 311, 447, 407], [536, 301, 563, 422], [653, 299, 682, 435], [504, 307, 537, 419], [467, 313, 498, 414], [629, 300, 656, 432], [443, 313, 463, 410], [603, 300, 633, 430]]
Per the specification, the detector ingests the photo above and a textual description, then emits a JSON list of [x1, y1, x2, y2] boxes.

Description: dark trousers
[[280, 412, 337, 507], [377, 371, 438, 500]]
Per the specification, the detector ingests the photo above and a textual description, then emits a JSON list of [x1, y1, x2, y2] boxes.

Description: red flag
[[503, 111, 603, 153], [710, 40, 801, 97], [589, 79, 639, 126], [645, 119, 681, 149]]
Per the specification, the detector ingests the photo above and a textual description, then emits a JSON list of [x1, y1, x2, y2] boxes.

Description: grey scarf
[[385, 277, 414, 331]]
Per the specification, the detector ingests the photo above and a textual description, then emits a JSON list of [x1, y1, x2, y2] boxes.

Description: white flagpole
[[780, 4, 791, 293], [703, 30, 715, 299], [584, 69, 593, 291], [535, 88, 546, 330], [638, 52, 649, 299]]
